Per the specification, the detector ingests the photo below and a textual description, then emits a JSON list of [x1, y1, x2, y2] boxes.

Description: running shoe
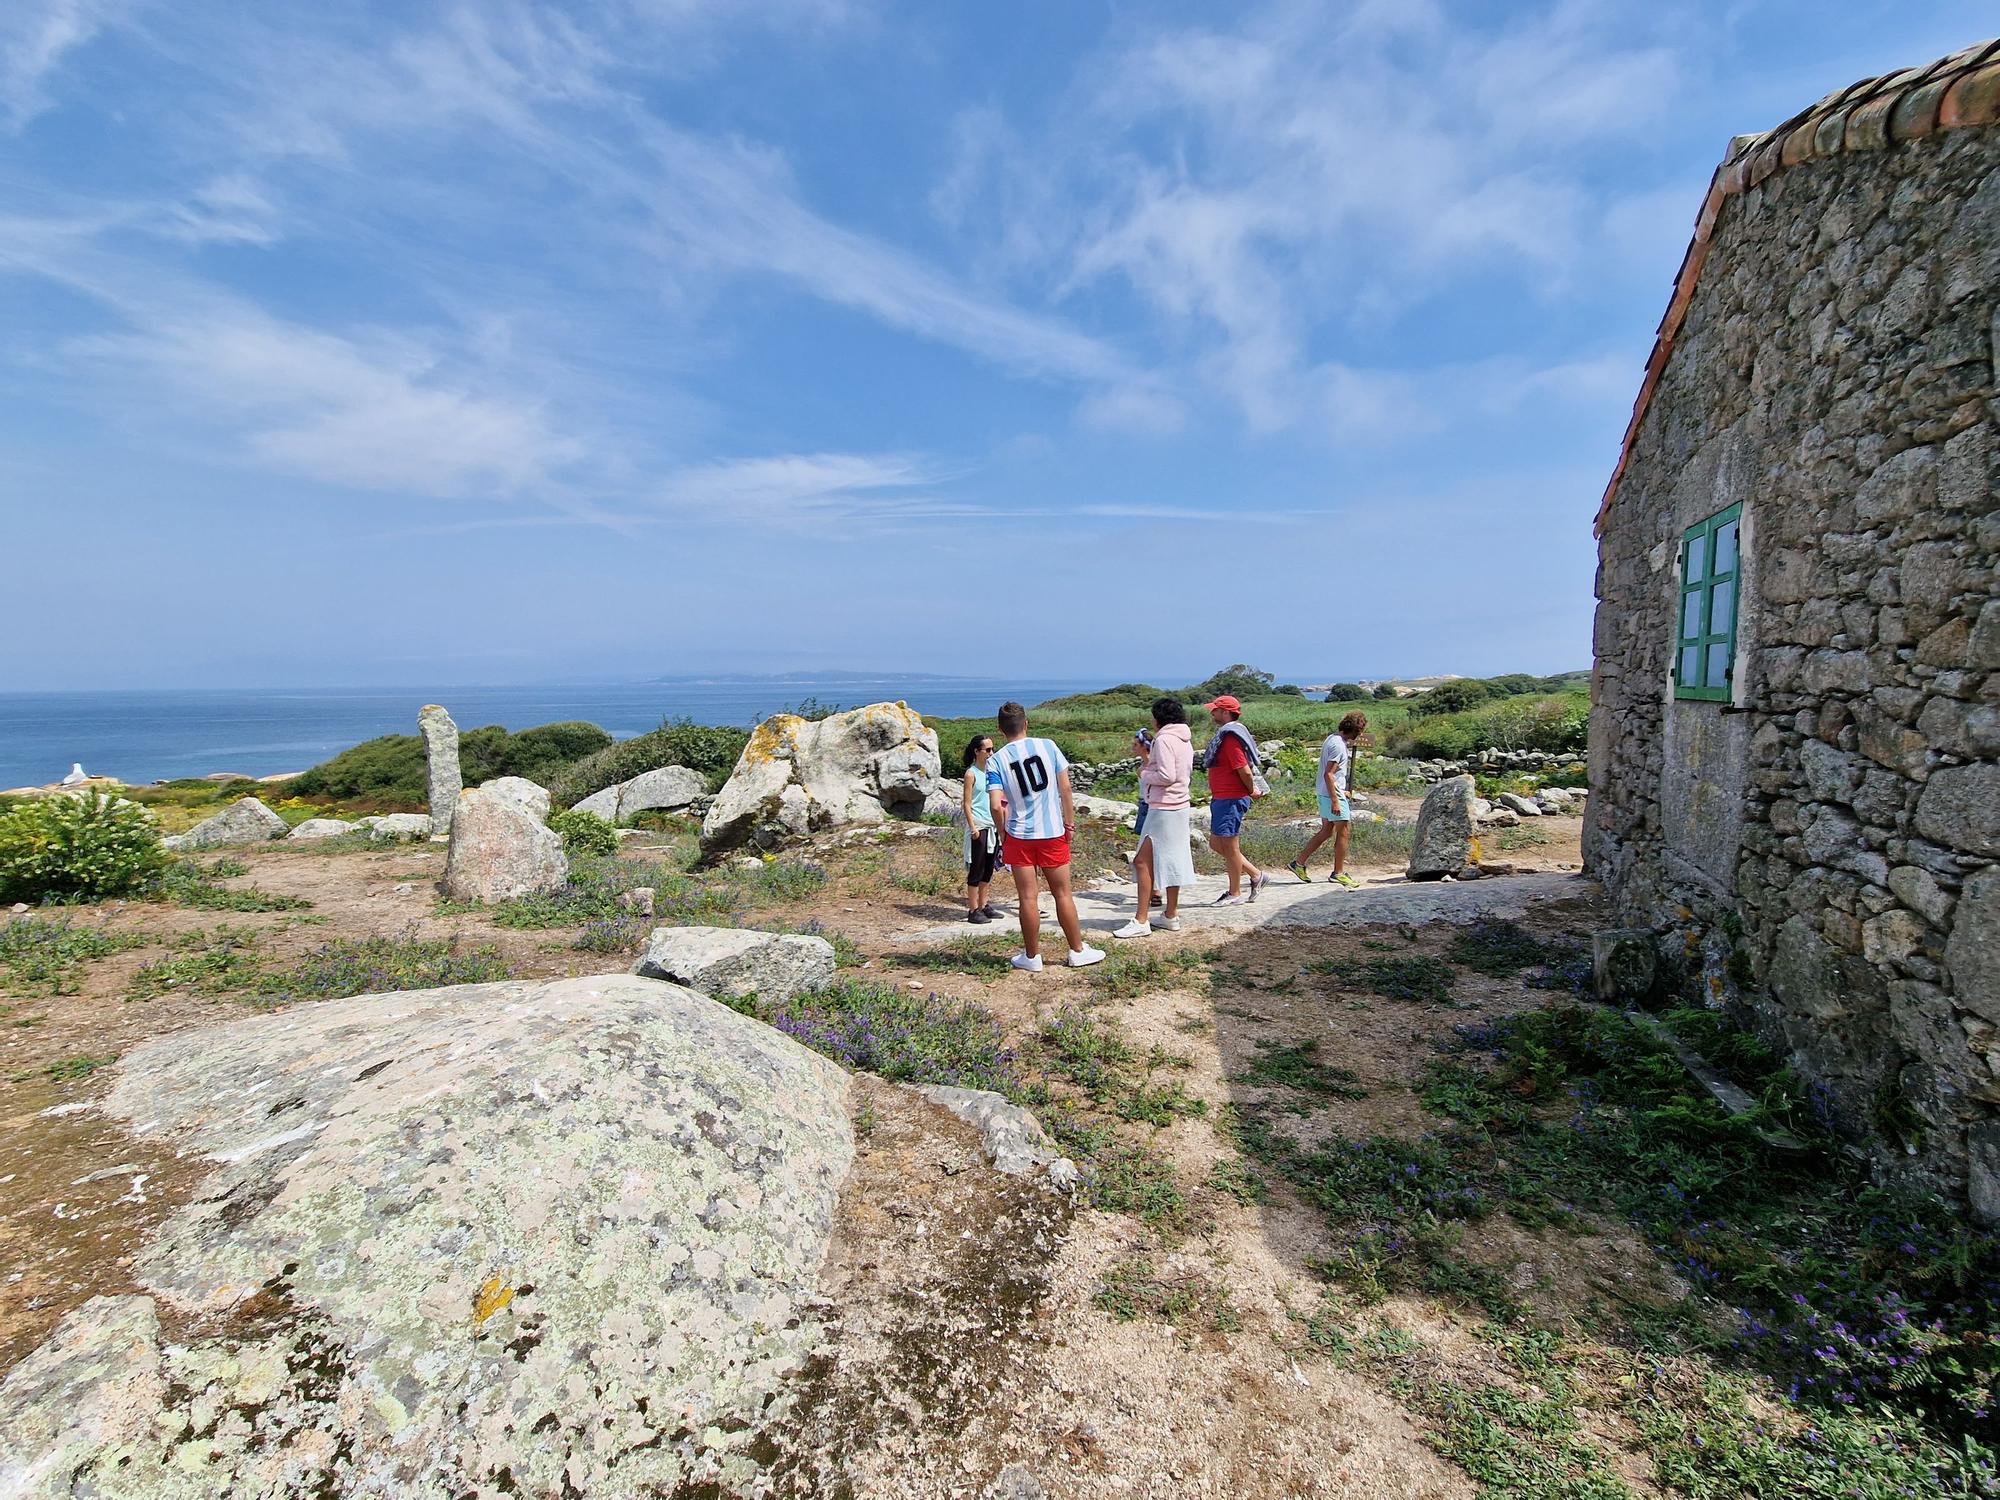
[[1249, 872, 1271, 901], [1333, 872, 1361, 889], [1213, 892, 1249, 907], [1010, 953, 1044, 972], [968, 909, 992, 924], [1155, 917, 1182, 932], [1112, 921, 1152, 940], [1288, 860, 1310, 883], [1067, 945, 1107, 968], [981, 903, 1004, 918]]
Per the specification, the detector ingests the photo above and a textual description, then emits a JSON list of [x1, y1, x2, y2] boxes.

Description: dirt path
[[2, 818, 1647, 1498]]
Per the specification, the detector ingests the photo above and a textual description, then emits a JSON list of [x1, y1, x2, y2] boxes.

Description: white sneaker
[[1113, 921, 1152, 940], [1249, 872, 1271, 902], [1155, 917, 1182, 932], [1010, 953, 1044, 972], [1067, 944, 1107, 968], [1214, 892, 1248, 907]]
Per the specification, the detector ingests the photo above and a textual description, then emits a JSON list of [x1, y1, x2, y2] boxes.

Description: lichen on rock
[[0, 974, 856, 1497]]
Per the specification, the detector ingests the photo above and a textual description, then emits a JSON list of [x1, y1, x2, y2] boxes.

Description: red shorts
[[1001, 832, 1071, 869]]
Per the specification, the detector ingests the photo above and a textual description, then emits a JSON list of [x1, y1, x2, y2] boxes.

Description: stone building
[[1586, 43, 1999, 1214]]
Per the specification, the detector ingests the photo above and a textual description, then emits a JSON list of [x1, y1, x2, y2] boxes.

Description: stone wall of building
[[1587, 122, 1997, 1212]]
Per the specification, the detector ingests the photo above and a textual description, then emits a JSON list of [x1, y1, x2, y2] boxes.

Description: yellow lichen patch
[[472, 1275, 514, 1325], [741, 715, 807, 768], [1468, 835, 1483, 865]]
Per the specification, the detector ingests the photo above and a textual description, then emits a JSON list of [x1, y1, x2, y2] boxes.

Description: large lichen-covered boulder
[[631, 925, 837, 1003], [284, 816, 362, 841], [1407, 774, 1478, 880], [0, 974, 855, 1498], [571, 764, 708, 823], [701, 703, 941, 856], [161, 796, 287, 852], [442, 777, 566, 902]]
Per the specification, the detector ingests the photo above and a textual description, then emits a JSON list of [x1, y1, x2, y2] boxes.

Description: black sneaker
[[968, 909, 993, 924], [981, 903, 1004, 918]]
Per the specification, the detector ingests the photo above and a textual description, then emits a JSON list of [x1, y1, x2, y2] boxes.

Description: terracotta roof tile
[[1941, 61, 2000, 127], [1594, 39, 1999, 535]]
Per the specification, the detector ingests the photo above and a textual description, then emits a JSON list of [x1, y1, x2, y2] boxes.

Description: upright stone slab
[[419, 704, 460, 842], [1407, 775, 1477, 881]]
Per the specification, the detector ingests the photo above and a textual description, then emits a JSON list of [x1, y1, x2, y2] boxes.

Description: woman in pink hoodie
[[1116, 697, 1195, 939]]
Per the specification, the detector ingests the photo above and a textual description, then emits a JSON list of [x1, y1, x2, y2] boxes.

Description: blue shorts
[[1210, 797, 1251, 838], [1317, 791, 1351, 823]]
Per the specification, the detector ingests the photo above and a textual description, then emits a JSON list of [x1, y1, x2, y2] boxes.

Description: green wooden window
[[1675, 504, 1741, 702]]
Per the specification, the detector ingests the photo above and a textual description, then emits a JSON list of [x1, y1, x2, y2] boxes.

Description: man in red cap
[[1200, 695, 1268, 905]]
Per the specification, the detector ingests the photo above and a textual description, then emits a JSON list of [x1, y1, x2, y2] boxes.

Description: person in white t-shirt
[[989, 701, 1105, 972], [1291, 712, 1366, 888]]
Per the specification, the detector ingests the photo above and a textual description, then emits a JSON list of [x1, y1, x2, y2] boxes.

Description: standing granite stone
[[1407, 775, 1477, 880], [419, 704, 460, 843]]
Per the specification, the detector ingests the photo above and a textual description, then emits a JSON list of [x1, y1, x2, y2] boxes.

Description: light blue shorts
[[1317, 791, 1351, 823]]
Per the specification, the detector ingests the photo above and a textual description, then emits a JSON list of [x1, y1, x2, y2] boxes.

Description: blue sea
[[0, 678, 1094, 789]]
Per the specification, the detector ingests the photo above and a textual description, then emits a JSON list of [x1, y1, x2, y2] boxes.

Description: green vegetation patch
[[0, 916, 143, 996], [549, 808, 619, 858], [1093, 1255, 1241, 1333], [1448, 918, 1555, 977], [764, 978, 1018, 1095], [549, 718, 749, 808], [126, 927, 265, 1000], [1233, 1038, 1368, 1102], [257, 932, 512, 1005], [152, 859, 311, 913], [1314, 953, 1458, 1005], [896, 936, 1018, 979]]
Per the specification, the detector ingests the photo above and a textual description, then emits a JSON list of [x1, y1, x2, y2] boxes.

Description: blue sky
[[1, 1, 1987, 691]]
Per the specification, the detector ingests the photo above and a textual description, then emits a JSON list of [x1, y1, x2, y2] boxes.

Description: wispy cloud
[[937, 0, 1681, 433], [0, 0, 128, 129]]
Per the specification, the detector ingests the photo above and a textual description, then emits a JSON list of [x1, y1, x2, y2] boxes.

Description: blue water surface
[[0, 678, 1093, 788]]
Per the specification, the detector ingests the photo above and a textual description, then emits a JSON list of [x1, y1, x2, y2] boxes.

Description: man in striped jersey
[[991, 701, 1106, 972]]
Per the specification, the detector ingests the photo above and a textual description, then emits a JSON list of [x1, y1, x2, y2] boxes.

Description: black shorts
[[967, 834, 998, 886]]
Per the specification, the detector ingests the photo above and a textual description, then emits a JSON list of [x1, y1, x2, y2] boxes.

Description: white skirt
[[1140, 805, 1195, 890]]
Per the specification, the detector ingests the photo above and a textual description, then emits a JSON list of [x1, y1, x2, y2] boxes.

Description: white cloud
[[940, 0, 1683, 433], [656, 452, 944, 519], [0, 0, 128, 129]]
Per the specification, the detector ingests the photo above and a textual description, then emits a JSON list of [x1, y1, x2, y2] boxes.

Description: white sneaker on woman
[[1067, 945, 1107, 968], [1155, 917, 1182, 932], [1010, 953, 1044, 972], [1113, 921, 1151, 940]]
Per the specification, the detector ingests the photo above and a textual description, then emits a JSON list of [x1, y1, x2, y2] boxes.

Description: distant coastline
[[0, 678, 1099, 791]]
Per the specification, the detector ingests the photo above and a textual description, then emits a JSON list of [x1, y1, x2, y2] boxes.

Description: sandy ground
[[0, 809, 1649, 1498]]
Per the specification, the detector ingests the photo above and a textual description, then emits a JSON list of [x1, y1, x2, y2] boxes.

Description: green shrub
[[1372, 683, 1400, 700], [549, 718, 750, 808], [1409, 679, 1496, 716], [0, 794, 169, 903], [549, 809, 619, 857], [1384, 694, 1588, 760], [1325, 683, 1365, 701], [292, 720, 615, 805]]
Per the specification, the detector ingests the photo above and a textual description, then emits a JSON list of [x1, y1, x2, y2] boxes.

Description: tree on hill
[[1185, 664, 1276, 700], [1274, 683, 1304, 696], [1409, 679, 1497, 716], [1372, 683, 1400, 699], [1324, 683, 1365, 701]]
